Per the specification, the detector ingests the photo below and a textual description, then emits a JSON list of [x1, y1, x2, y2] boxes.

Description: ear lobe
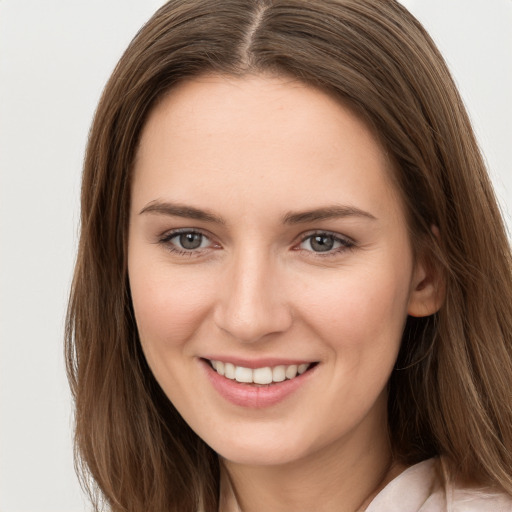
[[407, 247, 445, 319]]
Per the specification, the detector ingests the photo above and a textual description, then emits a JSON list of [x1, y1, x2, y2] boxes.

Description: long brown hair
[[66, 1, 512, 510]]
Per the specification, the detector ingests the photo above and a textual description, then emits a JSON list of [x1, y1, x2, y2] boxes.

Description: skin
[[128, 74, 441, 511]]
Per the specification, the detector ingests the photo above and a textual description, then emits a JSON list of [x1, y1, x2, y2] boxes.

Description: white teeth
[[235, 366, 253, 383], [285, 364, 298, 379], [224, 362, 236, 379], [297, 363, 309, 375], [272, 365, 286, 382], [253, 367, 273, 384], [210, 360, 311, 383]]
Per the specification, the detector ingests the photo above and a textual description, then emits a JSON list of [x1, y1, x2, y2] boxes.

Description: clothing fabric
[[219, 457, 512, 511], [366, 458, 512, 512]]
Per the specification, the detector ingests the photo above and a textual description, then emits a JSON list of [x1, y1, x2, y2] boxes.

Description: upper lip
[[201, 356, 317, 369]]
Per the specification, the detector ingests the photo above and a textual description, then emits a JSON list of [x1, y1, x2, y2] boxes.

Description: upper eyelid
[[159, 227, 214, 241], [297, 230, 354, 244]]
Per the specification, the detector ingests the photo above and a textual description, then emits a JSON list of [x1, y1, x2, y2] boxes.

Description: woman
[[66, 0, 512, 510]]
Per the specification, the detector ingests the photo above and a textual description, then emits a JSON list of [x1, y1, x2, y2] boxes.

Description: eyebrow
[[282, 205, 376, 224], [139, 201, 376, 225], [139, 201, 226, 224]]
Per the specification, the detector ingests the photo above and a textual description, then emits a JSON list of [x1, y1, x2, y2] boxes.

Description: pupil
[[311, 235, 334, 252], [180, 233, 202, 250]]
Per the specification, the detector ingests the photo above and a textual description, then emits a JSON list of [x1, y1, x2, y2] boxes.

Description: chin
[[218, 444, 305, 467], [202, 426, 317, 467]]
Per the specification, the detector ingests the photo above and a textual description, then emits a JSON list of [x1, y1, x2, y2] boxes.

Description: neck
[[220, 409, 404, 512]]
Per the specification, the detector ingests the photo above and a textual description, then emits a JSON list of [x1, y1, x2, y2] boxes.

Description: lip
[[202, 355, 313, 369], [200, 358, 318, 408]]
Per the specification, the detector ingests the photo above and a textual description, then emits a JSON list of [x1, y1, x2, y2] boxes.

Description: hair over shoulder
[[66, 1, 512, 510]]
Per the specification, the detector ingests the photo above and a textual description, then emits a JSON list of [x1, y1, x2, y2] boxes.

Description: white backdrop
[[0, 1, 510, 511]]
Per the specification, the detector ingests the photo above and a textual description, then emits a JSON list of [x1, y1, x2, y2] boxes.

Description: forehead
[[132, 74, 403, 223]]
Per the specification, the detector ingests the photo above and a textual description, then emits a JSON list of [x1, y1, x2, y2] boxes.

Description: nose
[[213, 249, 293, 343]]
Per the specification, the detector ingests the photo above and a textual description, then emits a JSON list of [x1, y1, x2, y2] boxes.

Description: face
[[128, 74, 430, 467]]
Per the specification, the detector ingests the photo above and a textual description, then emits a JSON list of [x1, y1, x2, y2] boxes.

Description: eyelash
[[296, 231, 355, 257], [158, 229, 216, 257], [158, 229, 355, 257]]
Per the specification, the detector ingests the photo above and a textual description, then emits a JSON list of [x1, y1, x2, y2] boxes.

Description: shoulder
[[365, 457, 512, 512], [440, 458, 512, 512], [447, 486, 512, 511]]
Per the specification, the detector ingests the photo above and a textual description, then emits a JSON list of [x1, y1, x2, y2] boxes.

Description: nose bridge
[[214, 243, 291, 343]]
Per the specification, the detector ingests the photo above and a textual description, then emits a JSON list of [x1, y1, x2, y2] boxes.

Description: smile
[[202, 357, 318, 408], [209, 360, 311, 384]]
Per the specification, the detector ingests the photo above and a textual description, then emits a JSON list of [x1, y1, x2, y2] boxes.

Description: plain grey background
[[0, 1, 511, 511]]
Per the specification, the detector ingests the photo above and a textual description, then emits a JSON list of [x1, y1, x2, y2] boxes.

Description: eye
[[175, 232, 208, 250], [298, 232, 354, 254], [159, 230, 214, 254]]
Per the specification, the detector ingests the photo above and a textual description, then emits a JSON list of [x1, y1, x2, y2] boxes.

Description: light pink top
[[219, 458, 512, 511], [365, 458, 512, 511]]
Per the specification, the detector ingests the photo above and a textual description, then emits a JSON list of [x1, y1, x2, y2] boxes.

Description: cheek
[[129, 261, 213, 350], [296, 264, 411, 356], [128, 266, 218, 432]]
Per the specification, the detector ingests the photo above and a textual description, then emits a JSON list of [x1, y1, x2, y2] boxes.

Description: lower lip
[[201, 359, 316, 408]]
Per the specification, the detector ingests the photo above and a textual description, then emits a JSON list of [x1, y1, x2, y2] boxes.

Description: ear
[[407, 229, 446, 318]]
